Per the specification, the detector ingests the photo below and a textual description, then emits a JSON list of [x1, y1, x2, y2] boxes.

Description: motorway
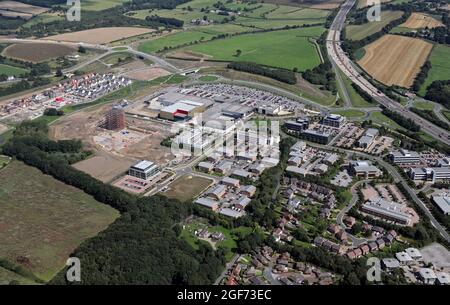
[[327, 0, 450, 146]]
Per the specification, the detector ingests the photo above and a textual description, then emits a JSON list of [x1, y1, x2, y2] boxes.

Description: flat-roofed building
[[436, 157, 450, 167], [261, 157, 279, 167], [405, 247, 422, 260], [302, 129, 331, 145], [382, 258, 400, 270], [418, 268, 437, 284], [357, 128, 378, 148], [432, 196, 450, 215], [361, 197, 411, 225], [128, 160, 159, 180], [219, 208, 243, 218], [322, 114, 346, 128], [409, 167, 450, 183], [396, 251, 413, 265], [389, 149, 421, 165], [436, 272, 450, 285], [284, 118, 309, 134], [349, 161, 382, 178]]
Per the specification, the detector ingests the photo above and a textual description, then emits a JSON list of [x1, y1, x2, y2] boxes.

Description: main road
[[327, 0, 450, 145]]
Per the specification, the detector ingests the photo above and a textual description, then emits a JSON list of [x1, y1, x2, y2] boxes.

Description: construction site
[[50, 102, 176, 183]]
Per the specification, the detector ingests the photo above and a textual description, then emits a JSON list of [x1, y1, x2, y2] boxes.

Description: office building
[[389, 149, 421, 165], [128, 160, 159, 180], [361, 197, 411, 225], [322, 114, 346, 128]]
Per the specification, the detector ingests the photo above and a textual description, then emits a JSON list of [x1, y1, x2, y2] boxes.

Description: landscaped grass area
[[412, 100, 435, 110], [337, 68, 374, 107], [138, 30, 216, 54], [443, 110, 450, 122], [22, 13, 65, 28], [346, 11, 404, 41], [0, 64, 29, 77], [198, 75, 219, 82], [185, 26, 326, 71], [332, 109, 365, 118], [102, 52, 133, 65], [0, 161, 119, 281], [164, 175, 214, 202], [0, 266, 37, 285], [0, 155, 11, 168], [81, 0, 127, 11], [368, 111, 406, 131], [419, 44, 450, 96]]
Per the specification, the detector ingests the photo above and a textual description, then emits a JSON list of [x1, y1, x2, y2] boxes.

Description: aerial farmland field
[[0, 63, 29, 76], [184, 26, 325, 71], [346, 10, 404, 41], [2, 43, 76, 63], [358, 34, 433, 88], [0, 161, 119, 281], [43, 27, 154, 44], [400, 13, 443, 29], [419, 44, 450, 96]]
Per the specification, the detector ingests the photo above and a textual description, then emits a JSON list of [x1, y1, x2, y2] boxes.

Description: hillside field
[[2, 43, 76, 63], [184, 27, 326, 71], [400, 13, 443, 29], [0, 161, 119, 281], [0, 64, 29, 76], [346, 11, 404, 41], [358, 35, 433, 88], [419, 44, 450, 96]]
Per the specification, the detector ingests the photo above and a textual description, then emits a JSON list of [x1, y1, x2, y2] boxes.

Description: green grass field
[[138, 30, 216, 53], [368, 111, 406, 131], [332, 109, 365, 118], [198, 75, 219, 82], [443, 110, 450, 122], [265, 7, 329, 19], [82, 0, 127, 11], [0, 161, 119, 281], [419, 44, 450, 96], [102, 52, 133, 65], [0, 266, 38, 285], [412, 100, 435, 110], [0, 64, 29, 77], [346, 11, 404, 41], [337, 68, 375, 108], [185, 26, 325, 71], [22, 13, 65, 28]]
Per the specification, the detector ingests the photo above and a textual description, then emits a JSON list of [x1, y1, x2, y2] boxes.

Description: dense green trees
[[425, 80, 450, 108], [381, 108, 421, 132], [410, 107, 450, 131], [227, 62, 297, 84]]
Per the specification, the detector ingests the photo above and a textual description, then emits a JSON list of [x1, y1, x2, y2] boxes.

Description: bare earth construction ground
[[43, 27, 155, 44], [50, 104, 175, 182], [358, 35, 433, 88], [0, 161, 119, 281]]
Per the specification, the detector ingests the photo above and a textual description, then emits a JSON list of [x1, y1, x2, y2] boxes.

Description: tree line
[[227, 62, 297, 84], [425, 80, 450, 108], [381, 108, 421, 132]]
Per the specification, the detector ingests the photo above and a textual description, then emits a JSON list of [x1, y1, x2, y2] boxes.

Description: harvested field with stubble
[[358, 35, 433, 88], [0, 1, 49, 15], [400, 13, 444, 29], [0, 161, 119, 281], [2, 43, 76, 63], [43, 27, 154, 44]]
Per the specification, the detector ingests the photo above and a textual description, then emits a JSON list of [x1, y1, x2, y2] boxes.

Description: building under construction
[[102, 106, 126, 130]]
